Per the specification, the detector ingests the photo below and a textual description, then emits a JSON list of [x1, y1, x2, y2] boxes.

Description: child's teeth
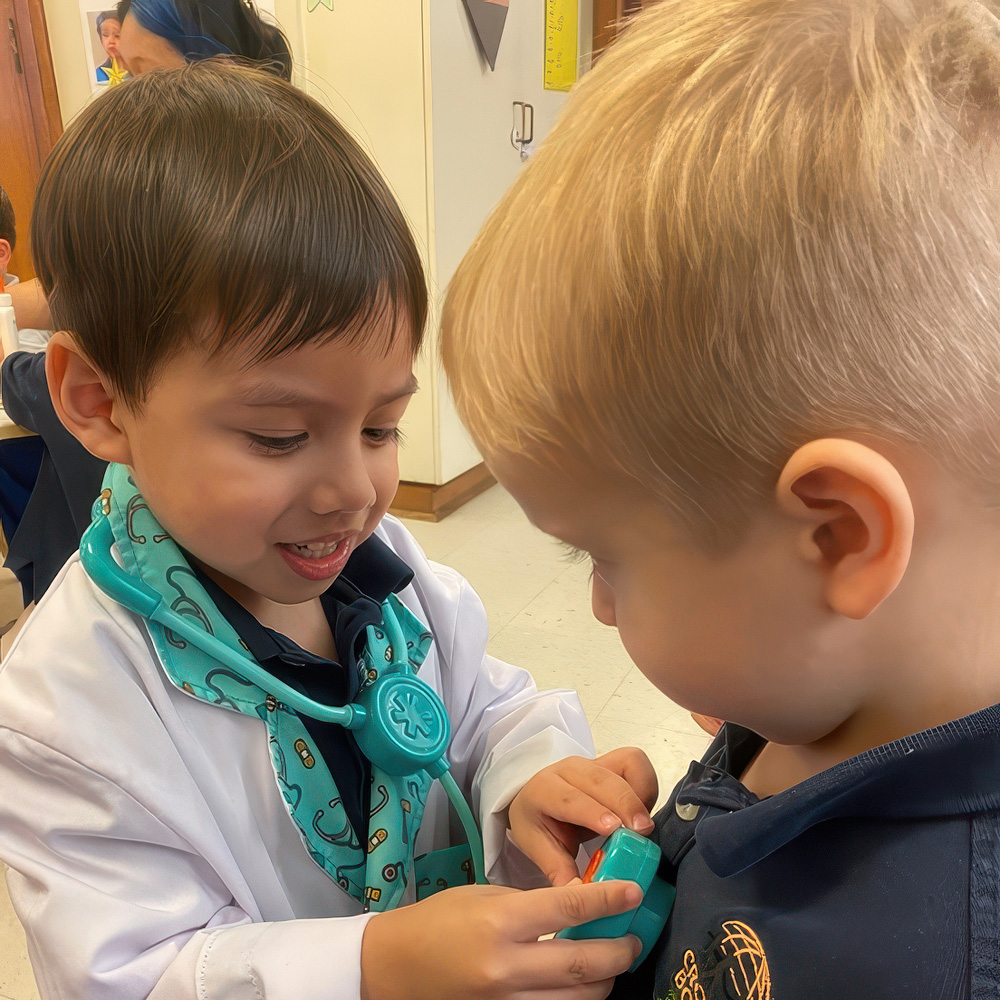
[[291, 540, 340, 558]]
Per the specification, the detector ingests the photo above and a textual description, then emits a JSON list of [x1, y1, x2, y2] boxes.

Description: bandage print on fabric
[[98, 463, 455, 911]]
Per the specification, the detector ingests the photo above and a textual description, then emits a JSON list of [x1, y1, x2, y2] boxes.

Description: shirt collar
[[340, 532, 414, 603], [684, 704, 1000, 878], [184, 531, 414, 668]]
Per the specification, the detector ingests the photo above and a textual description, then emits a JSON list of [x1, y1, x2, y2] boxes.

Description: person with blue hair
[[116, 0, 291, 79]]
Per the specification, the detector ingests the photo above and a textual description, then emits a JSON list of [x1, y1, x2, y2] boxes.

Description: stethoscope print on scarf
[[79, 503, 488, 890]]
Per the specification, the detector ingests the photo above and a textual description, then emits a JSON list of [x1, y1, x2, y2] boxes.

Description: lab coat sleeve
[[0, 728, 375, 1000], [381, 518, 596, 887]]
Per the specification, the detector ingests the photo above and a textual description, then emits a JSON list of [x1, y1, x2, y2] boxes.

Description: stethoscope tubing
[[79, 512, 488, 885]]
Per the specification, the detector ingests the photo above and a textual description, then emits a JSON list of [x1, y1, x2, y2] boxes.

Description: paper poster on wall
[[79, 3, 129, 93], [544, 0, 578, 91], [463, 0, 508, 71]]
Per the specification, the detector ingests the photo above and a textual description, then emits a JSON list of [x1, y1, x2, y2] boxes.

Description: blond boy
[[443, 0, 1000, 994]]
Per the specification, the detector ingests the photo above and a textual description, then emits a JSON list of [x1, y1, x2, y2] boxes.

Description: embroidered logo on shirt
[[663, 920, 772, 1000]]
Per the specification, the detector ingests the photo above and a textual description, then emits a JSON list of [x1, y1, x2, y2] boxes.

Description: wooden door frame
[[6, 0, 61, 280], [9, 0, 61, 169], [592, 0, 647, 58]]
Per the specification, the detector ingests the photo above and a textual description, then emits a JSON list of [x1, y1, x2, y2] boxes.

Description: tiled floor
[[0, 485, 710, 1000]]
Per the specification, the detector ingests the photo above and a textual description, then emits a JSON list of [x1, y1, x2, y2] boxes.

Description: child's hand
[[360, 879, 643, 1000], [508, 747, 658, 886]]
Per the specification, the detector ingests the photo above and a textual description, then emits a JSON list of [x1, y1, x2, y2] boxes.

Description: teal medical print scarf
[[99, 463, 474, 910]]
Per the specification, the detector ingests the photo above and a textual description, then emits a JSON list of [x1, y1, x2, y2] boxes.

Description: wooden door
[[0, 0, 60, 281], [593, 0, 647, 59]]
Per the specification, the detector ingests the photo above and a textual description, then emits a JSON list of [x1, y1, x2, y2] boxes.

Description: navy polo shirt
[[611, 709, 1000, 999], [189, 535, 414, 845]]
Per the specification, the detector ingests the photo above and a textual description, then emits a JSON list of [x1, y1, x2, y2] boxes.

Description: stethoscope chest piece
[[354, 673, 451, 776]]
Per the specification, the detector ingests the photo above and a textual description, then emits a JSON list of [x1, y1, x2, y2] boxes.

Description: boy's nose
[[308, 460, 377, 517]]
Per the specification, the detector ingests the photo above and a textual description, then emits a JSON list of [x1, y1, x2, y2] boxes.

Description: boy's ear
[[776, 439, 914, 620], [45, 332, 134, 466], [0, 239, 11, 277]]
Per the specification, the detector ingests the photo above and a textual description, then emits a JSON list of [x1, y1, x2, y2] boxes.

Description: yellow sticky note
[[544, 0, 578, 92]]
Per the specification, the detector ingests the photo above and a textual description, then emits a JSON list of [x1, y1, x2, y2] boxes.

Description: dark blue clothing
[[188, 535, 414, 844], [611, 711, 1000, 999], [0, 436, 45, 553], [1, 351, 106, 604]]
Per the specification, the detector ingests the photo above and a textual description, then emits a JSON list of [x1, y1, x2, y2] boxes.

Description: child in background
[[442, 0, 1000, 995], [0, 181, 88, 606], [0, 62, 657, 1000], [0, 184, 50, 604], [95, 10, 126, 84], [0, 185, 17, 292]]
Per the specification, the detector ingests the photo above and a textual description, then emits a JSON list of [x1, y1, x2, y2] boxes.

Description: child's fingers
[[513, 935, 641, 996], [552, 761, 655, 834], [524, 979, 618, 1000], [512, 813, 586, 886], [514, 879, 644, 941], [593, 747, 659, 812]]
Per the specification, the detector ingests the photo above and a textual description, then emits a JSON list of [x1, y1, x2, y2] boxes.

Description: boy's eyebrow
[[374, 375, 420, 407], [235, 376, 419, 408]]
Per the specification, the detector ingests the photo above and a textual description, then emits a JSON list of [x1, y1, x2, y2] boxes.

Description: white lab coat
[[0, 515, 594, 1000]]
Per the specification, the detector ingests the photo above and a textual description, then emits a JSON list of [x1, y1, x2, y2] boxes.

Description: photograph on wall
[[79, 4, 130, 93]]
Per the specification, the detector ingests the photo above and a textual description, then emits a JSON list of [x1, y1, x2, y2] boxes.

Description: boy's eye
[[245, 432, 308, 454], [364, 427, 404, 445]]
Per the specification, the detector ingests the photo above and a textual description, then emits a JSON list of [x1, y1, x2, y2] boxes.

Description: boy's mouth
[[277, 534, 354, 581]]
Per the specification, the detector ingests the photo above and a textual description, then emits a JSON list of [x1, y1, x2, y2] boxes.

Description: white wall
[[42, 0, 96, 125], [275, 0, 440, 483], [426, 0, 583, 483], [281, 0, 582, 485]]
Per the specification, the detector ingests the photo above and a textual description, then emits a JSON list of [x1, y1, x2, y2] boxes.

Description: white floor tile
[[599, 665, 708, 737], [589, 718, 712, 812], [0, 569, 23, 632], [400, 494, 500, 563], [487, 620, 634, 721]]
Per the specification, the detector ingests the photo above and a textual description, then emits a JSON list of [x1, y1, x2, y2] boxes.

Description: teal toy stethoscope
[[79, 511, 487, 888]]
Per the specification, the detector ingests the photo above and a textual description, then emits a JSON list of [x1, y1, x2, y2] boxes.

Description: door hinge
[[8, 18, 22, 74]]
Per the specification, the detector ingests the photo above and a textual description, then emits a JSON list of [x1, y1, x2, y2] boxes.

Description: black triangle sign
[[463, 0, 509, 72]]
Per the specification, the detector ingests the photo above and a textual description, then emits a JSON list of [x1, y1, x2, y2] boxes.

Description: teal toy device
[[556, 827, 674, 972], [78, 511, 487, 886]]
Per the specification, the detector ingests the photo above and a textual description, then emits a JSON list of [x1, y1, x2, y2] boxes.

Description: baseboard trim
[[390, 463, 496, 522]]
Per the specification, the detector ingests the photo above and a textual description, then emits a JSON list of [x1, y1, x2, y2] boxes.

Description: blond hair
[[442, 0, 1000, 540]]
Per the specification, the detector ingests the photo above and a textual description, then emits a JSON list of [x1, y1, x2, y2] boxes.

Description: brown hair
[[31, 59, 426, 404], [443, 0, 1000, 542], [0, 186, 15, 254]]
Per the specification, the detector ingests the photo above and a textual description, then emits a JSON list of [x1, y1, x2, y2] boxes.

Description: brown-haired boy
[[442, 0, 1000, 994], [0, 61, 659, 1000]]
